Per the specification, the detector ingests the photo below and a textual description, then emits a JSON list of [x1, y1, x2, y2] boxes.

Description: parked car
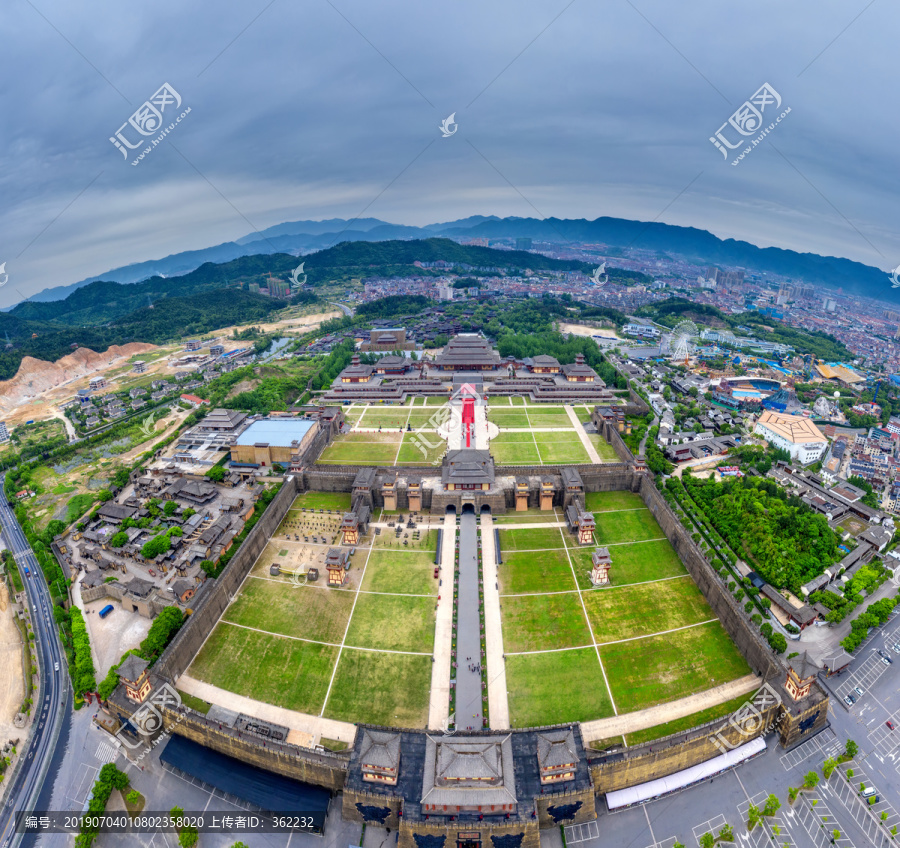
[[845, 694, 856, 706], [855, 686, 865, 697], [878, 649, 893, 664], [892, 642, 900, 654], [887, 720, 895, 730]]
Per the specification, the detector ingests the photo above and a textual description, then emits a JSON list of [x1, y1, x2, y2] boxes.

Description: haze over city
[[1, 0, 898, 307]]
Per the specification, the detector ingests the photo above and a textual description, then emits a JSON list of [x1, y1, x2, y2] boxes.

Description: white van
[[862, 786, 876, 799]]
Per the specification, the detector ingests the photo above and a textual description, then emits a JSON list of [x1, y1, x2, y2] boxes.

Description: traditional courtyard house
[[589, 548, 612, 585], [358, 729, 401, 786], [325, 548, 350, 587]]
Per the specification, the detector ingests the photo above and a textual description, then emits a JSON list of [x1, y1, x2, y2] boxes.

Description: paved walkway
[[456, 512, 485, 731], [175, 674, 357, 746], [579, 673, 760, 743], [564, 405, 603, 464], [479, 514, 510, 729], [427, 513, 457, 730]]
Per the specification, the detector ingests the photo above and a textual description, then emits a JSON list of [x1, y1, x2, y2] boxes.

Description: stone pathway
[[579, 673, 760, 743], [564, 405, 602, 463], [456, 512, 485, 732], [427, 513, 457, 730], [175, 673, 357, 746], [480, 513, 510, 729]]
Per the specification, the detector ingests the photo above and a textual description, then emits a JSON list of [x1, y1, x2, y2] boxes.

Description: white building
[[754, 410, 828, 465], [623, 323, 660, 339], [0, 421, 8, 443]]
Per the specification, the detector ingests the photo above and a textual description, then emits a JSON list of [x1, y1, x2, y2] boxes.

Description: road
[[328, 301, 353, 317], [0, 477, 71, 848]]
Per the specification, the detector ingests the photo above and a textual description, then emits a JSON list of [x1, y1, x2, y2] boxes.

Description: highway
[[0, 478, 71, 848], [328, 300, 353, 317]]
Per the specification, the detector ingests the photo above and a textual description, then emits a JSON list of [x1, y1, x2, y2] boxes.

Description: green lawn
[[487, 411, 532, 428], [498, 549, 575, 594], [324, 649, 432, 727], [584, 491, 647, 512], [292, 491, 352, 511], [407, 409, 445, 428], [489, 433, 540, 465], [583, 576, 714, 643], [533, 432, 590, 464], [592, 509, 664, 545], [492, 512, 557, 525], [501, 593, 592, 652], [224, 580, 354, 644], [357, 408, 413, 427], [361, 550, 438, 595], [189, 623, 337, 714], [397, 433, 445, 465], [625, 692, 751, 746], [600, 622, 751, 714], [317, 433, 401, 465], [498, 527, 566, 551], [570, 539, 686, 589], [373, 528, 439, 552], [506, 648, 614, 727], [527, 413, 574, 427], [345, 593, 435, 652], [587, 433, 620, 461], [573, 406, 594, 423], [425, 395, 452, 405]]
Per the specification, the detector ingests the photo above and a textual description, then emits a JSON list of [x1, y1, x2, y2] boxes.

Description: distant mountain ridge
[[16, 214, 895, 308]]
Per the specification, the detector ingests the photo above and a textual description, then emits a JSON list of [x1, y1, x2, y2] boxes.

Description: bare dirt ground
[[558, 322, 621, 339], [215, 309, 339, 336], [0, 583, 25, 749], [580, 673, 760, 742]]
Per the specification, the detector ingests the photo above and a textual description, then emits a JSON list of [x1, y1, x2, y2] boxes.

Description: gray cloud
[[0, 0, 896, 307]]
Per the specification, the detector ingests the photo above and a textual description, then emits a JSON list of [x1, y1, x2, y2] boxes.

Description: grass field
[[292, 491, 353, 511], [345, 593, 436, 652], [533, 432, 590, 464], [324, 649, 432, 726], [498, 490, 752, 726], [317, 432, 402, 465], [190, 623, 337, 714], [487, 410, 532, 428], [397, 433, 445, 465], [599, 622, 751, 714], [505, 649, 615, 727], [361, 550, 439, 595], [224, 579, 354, 643], [587, 433, 620, 461], [500, 593, 592, 652], [489, 433, 541, 465], [499, 549, 575, 594]]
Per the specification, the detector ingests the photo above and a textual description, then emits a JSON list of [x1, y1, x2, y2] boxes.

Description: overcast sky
[[0, 0, 896, 308]]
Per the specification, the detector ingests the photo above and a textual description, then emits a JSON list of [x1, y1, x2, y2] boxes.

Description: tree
[[163, 500, 178, 517], [845, 739, 858, 759], [803, 771, 819, 790], [200, 559, 216, 577], [763, 794, 781, 817], [769, 632, 787, 654], [126, 790, 142, 806], [139, 606, 184, 661], [699, 834, 714, 848], [109, 531, 128, 548], [747, 803, 761, 830], [205, 465, 226, 483]]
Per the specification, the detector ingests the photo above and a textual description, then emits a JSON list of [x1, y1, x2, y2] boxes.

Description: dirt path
[[580, 673, 760, 743], [176, 673, 356, 747], [0, 583, 25, 749]]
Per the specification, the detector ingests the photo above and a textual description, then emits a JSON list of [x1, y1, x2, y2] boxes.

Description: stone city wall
[[162, 707, 349, 791], [397, 818, 540, 848]]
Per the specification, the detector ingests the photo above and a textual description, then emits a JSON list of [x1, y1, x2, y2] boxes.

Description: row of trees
[[841, 595, 899, 652]]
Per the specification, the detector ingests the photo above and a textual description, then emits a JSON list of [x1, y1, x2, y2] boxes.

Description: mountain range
[[16, 214, 895, 307]]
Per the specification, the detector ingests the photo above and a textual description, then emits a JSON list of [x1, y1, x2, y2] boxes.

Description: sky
[[0, 0, 897, 308]]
